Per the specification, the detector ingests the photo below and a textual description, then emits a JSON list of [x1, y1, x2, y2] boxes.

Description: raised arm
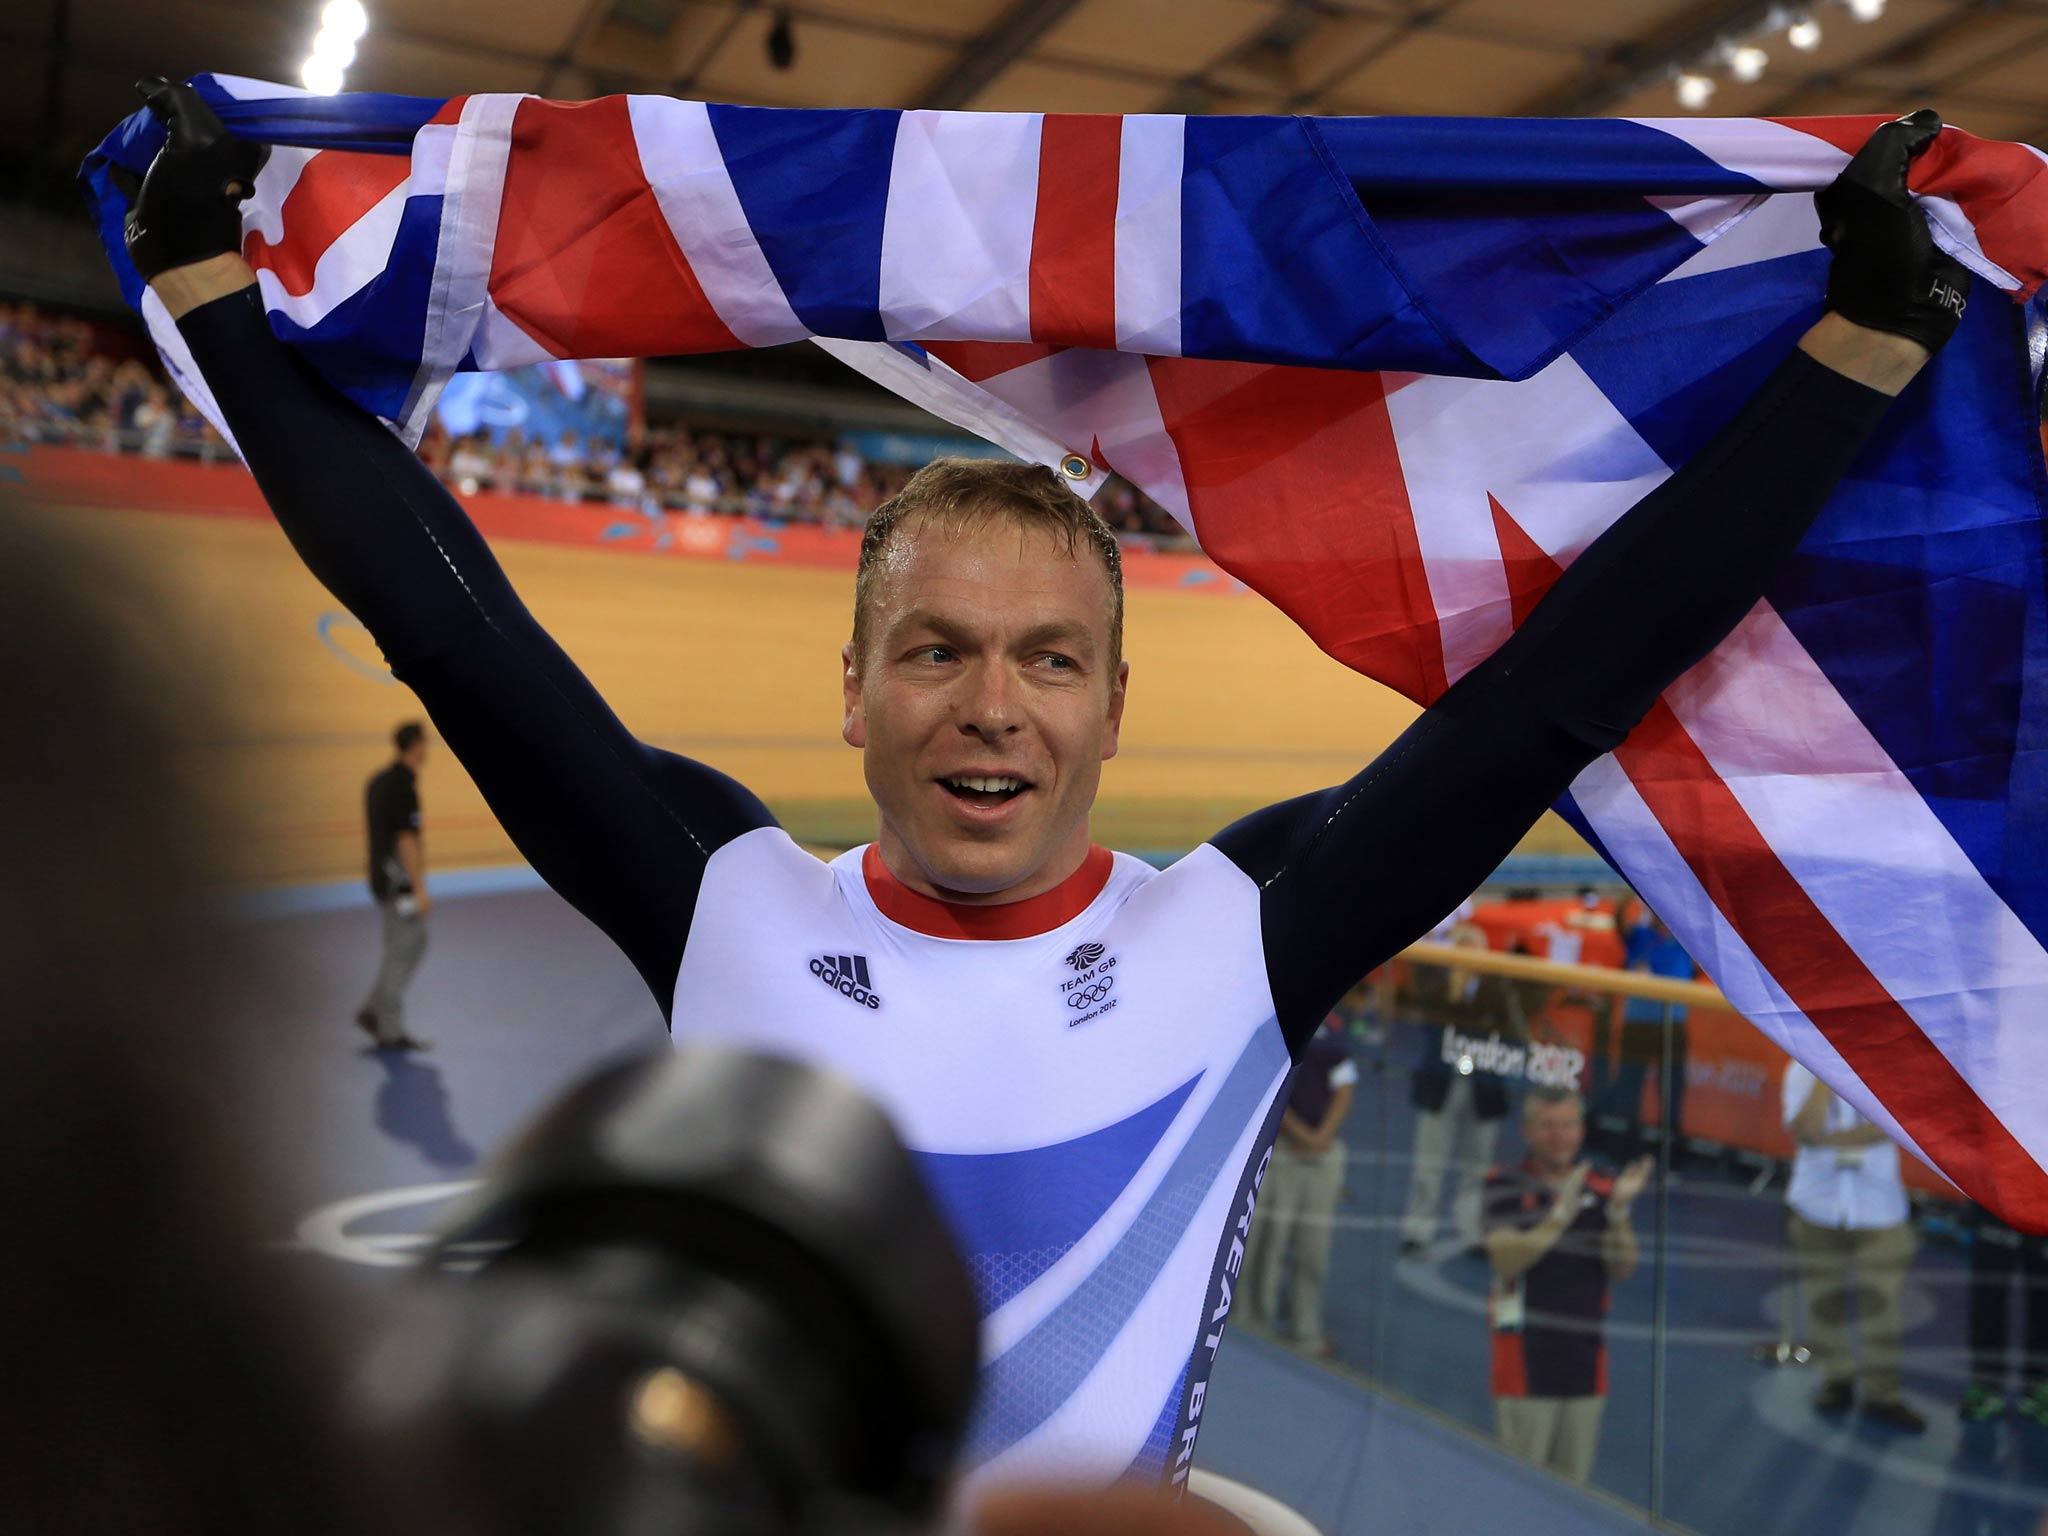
[[1211, 112, 1969, 1052], [129, 83, 772, 1014]]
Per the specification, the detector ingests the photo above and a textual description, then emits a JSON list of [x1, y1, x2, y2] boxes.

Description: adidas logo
[[809, 952, 882, 1010]]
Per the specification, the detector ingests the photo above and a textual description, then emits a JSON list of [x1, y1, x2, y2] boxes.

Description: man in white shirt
[[1781, 1062, 1925, 1432]]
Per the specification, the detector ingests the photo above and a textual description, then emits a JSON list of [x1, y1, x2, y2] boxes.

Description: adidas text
[[810, 952, 882, 1009]]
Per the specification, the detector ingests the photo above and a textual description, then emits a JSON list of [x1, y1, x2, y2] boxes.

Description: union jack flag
[[85, 76, 2048, 1230]]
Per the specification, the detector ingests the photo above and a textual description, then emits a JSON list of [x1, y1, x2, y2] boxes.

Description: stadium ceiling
[[13, 0, 2048, 186]]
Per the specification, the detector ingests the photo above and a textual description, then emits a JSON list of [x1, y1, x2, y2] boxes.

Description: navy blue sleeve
[[1214, 347, 1897, 1054], [177, 287, 773, 1016]]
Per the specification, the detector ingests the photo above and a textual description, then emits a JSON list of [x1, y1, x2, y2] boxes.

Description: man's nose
[[957, 660, 1020, 738]]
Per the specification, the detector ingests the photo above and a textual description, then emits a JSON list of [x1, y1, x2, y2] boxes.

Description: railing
[[1230, 945, 2042, 1535]]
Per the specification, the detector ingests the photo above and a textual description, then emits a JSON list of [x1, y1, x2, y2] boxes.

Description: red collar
[[861, 844, 1114, 940]]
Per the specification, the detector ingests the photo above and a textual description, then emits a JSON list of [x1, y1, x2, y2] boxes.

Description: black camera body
[[375, 1046, 982, 1536]]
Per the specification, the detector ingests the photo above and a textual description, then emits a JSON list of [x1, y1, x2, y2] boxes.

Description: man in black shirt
[[359, 720, 430, 1050]]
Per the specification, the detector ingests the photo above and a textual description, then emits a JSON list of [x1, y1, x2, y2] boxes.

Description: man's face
[[1525, 1100, 1585, 1175], [843, 515, 1127, 903]]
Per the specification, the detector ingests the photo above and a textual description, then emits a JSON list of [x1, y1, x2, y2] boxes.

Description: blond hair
[[852, 457, 1124, 666]]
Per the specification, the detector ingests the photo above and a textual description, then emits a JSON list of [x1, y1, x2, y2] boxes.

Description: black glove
[[118, 77, 268, 282], [1816, 108, 1971, 354]]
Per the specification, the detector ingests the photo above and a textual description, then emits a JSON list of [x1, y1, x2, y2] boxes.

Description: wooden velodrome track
[[18, 446, 1589, 890]]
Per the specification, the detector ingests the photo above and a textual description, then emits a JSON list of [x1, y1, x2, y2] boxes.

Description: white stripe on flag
[[1658, 189, 1822, 284], [242, 146, 317, 249], [1664, 609, 2048, 1173], [627, 97, 809, 348], [251, 178, 409, 331], [1565, 753, 1942, 1167], [400, 91, 524, 443], [880, 110, 1041, 343], [208, 73, 314, 101], [815, 340, 1105, 494], [1640, 117, 2018, 291], [1387, 355, 1668, 685], [1645, 191, 1763, 248], [1632, 117, 1850, 189], [968, 349, 1195, 536], [140, 286, 241, 460], [472, 293, 554, 371], [1917, 191, 2019, 292], [410, 120, 459, 198], [1115, 115, 1184, 357]]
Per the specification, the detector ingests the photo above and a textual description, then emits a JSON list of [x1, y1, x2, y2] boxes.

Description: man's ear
[[1100, 659, 1130, 762], [841, 640, 866, 748]]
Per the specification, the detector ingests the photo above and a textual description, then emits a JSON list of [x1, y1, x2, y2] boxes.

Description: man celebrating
[[122, 81, 1957, 1494]]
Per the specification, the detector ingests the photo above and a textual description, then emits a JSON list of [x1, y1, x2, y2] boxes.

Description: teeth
[[949, 776, 1023, 793]]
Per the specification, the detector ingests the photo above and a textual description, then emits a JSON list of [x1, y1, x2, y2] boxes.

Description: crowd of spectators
[[419, 417, 1189, 544], [419, 418, 911, 531], [2, 296, 1194, 548], [1, 299, 226, 458]]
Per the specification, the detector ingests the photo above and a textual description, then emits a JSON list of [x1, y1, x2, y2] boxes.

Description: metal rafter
[[916, 0, 1084, 111]]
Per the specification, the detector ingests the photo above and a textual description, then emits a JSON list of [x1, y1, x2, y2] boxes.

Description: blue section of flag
[[201, 84, 448, 152], [1316, 116, 1774, 195], [1177, 117, 1738, 380], [1568, 247, 1830, 468], [1573, 253, 2048, 953], [1362, 186, 1711, 382], [267, 193, 445, 422], [1771, 305, 2048, 953], [708, 104, 899, 343], [80, 104, 167, 309], [915, 1071, 1201, 1315], [1179, 116, 1489, 377]]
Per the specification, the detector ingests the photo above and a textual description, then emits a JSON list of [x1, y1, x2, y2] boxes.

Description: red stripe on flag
[[924, 339, 1065, 384], [1775, 115, 2048, 298], [1147, 357, 1449, 704], [243, 151, 410, 300], [1488, 494, 1562, 631], [1029, 114, 1121, 349], [489, 96, 742, 360], [1616, 701, 2048, 1229]]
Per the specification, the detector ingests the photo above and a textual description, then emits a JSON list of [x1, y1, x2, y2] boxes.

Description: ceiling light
[[1786, 14, 1822, 49], [1846, 0, 1885, 21], [321, 0, 369, 42], [300, 54, 346, 95], [311, 29, 357, 69], [1675, 72, 1717, 111], [1730, 44, 1769, 82]]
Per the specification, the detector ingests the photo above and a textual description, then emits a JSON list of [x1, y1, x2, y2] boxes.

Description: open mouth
[[939, 774, 1033, 809]]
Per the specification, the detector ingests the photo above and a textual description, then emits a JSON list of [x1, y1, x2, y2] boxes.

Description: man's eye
[[1038, 653, 1076, 671], [915, 646, 954, 664]]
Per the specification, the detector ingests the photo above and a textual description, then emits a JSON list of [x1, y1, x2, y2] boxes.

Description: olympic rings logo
[[1066, 978, 1115, 1008]]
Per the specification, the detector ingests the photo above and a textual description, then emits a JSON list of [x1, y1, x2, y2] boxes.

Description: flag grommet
[[1059, 453, 1090, 480]]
